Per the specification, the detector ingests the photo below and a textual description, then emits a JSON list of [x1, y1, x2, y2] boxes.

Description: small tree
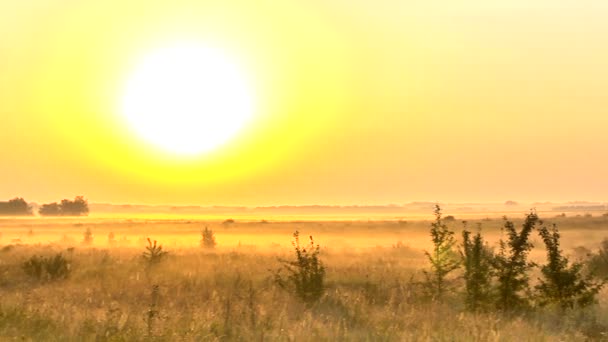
[[423, 205, 460, 302], [143, 238, 168, 266], [82, 227, 94, 245], [275, 231, 326, 305], [200, 226, 216, 249], [536, 223, 605, 310], [493, 211, 538, 311], [587, 238, 608, 278], [461, 222, 493, 311], [39, 202, 61, 216]]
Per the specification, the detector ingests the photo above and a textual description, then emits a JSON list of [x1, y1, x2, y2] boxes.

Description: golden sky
[[2, 1, 608, 206]]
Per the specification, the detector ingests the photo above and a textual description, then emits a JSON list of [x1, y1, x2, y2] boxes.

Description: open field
[[0, 214, 607, 341]]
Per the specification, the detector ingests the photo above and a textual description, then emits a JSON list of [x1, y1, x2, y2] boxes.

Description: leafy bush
[[275, 231, 326, 305], [200, 226, 216, 249], [535, 224, 605, 310], [587, 238, 608, 278], [143, 238, 168, 266], [423, 205, 459, 302], [461, 223, 493, 311], [22, 253, 71, 281], [492, 211, 538, 311]]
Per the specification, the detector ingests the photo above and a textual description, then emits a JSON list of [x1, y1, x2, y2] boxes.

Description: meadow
[[0, 213, 607, 341]]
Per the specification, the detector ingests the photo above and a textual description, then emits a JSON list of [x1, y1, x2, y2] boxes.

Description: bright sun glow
[[121, 43, 254, 155]]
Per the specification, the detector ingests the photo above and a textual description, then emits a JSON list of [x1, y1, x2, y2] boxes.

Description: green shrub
[[22, 253, 71, 281], [492, 211, 538, 311], [587, 238, 608, 278], [536, 224, 605, 310], [423, 205, 459, 302], [275, 231, 326, 305], [461, 223, 493, 311]]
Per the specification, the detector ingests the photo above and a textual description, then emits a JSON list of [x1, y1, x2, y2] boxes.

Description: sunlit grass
[[0, 217, 606, 340]]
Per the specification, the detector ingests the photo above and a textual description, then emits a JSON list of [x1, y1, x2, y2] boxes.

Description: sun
[[121, 43, 254, 156]]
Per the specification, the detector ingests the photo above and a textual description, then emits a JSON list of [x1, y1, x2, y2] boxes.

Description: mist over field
[[1, 203, 608, 340], [3, 0, 608, 340]]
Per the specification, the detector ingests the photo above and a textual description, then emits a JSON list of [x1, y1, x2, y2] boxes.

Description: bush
[[461, 223, 493, 311], [587, 238, 608, 278], [275, 231, 326, 305], [492, 211, 538, 311], [143, 238, 168, 266], [200, 226, 216, 249], [22, 253, 71, 281], [535, 223, 605, 310], [423, 205, 459, 302]]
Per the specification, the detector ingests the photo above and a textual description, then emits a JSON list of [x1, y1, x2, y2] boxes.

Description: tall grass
[[0, 216, 606, 340]]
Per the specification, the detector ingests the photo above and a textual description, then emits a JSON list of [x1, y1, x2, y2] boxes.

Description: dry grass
[[0, 216, 606, 340]]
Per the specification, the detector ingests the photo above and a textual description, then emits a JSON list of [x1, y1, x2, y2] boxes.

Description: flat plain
[[0, 214, 607, 341]]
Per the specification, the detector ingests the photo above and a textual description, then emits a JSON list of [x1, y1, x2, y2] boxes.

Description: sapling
[[423, 205, 460, 302]]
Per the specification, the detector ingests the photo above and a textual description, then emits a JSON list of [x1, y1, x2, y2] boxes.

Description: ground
[[0, 215, 606, 340]]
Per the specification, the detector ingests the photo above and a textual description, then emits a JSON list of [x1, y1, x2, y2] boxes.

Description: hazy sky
[[2, 1, 608, 206]]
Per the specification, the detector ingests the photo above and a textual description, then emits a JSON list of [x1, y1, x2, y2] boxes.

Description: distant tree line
[[39, 196, 89, 216], [0, 198, 33, 216], [0, 196, 89, 216]]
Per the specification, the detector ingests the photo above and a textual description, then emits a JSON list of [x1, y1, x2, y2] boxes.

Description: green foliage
[[461, 222, 493, 311], [200, 226, 217, 249], [536, 224, 605, 310], [423, 205, 459, 302], [142, 238, 168, 266], [22, 253, 71, 281], [492, 211, 538, 311], [587, 238, 608, 278], [275, 231, 326, 305]]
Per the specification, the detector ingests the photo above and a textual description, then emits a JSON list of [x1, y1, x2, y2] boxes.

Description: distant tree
[[0, 197, 33, 216], [82, 227, 93, 245], [39, 202, 61, 216], [39, 196, 89, 216], [61, 196, 89, 216], [200, 226, 217, 249], [505, 200, 518, 206]]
